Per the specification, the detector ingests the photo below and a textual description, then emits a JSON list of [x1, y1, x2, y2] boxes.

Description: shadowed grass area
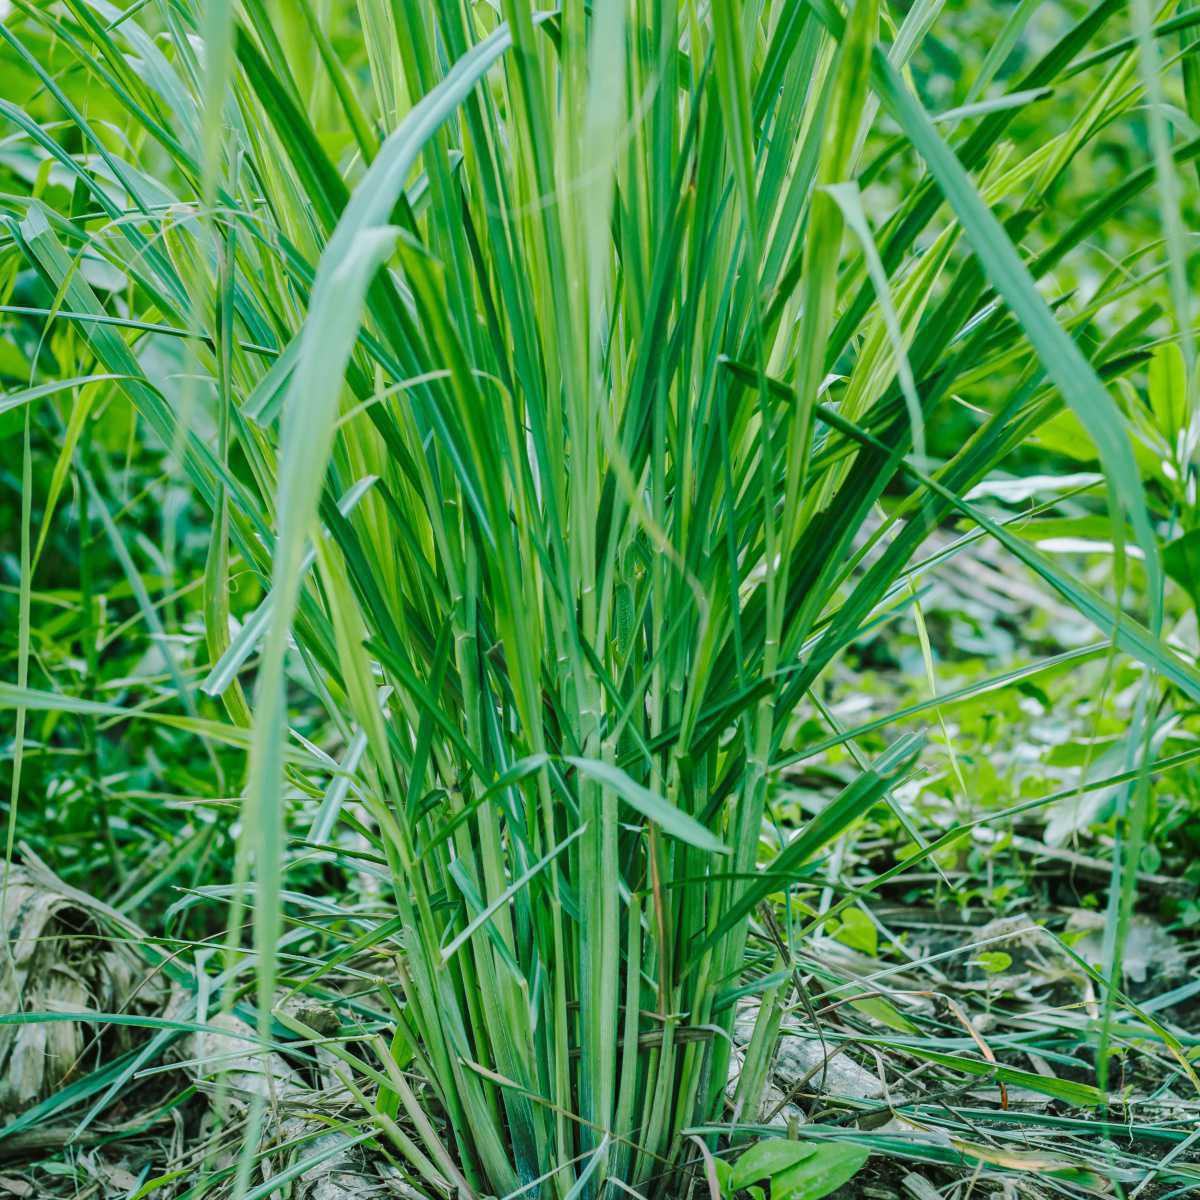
[[1, 1, 1199, 1198]]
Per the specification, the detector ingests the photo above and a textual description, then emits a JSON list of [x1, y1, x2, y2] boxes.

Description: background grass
[[1, 1, 1199, 1198]]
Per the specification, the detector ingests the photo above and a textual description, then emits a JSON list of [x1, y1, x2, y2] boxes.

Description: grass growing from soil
[[1, 2, 1200, 1198]]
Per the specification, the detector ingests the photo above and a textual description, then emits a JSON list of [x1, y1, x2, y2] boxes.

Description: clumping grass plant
[[3, 1, 1200, 1197]]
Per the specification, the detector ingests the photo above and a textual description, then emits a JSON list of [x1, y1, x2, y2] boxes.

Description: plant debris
[[0, 854, 166, 1116]]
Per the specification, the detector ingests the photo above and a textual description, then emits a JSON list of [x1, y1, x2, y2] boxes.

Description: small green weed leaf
[[1148, 340, 1188, 445], [834, 907, 878, 956], [976, 951, 1013, 973], [1164, 530, 1200, 612], [713, 1157, 733, 1198], [1034, 409, 1097, 463], [729, 1140, 817, 1191], [0, 337, 29, 379], [772, 1143, 870, 1200]]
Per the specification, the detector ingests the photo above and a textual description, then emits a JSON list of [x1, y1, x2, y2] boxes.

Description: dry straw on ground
[[0, 851, 166, 1115]]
